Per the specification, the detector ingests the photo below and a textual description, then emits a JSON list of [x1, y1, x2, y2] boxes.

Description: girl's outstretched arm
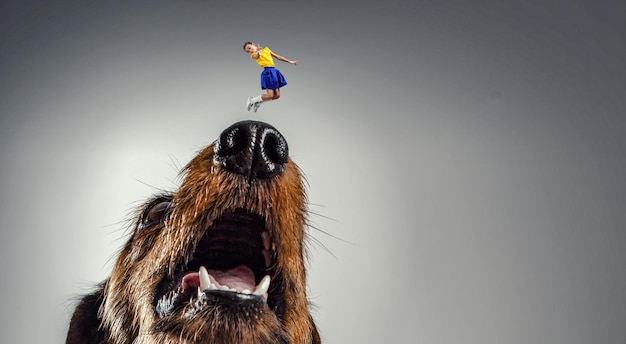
[[270, 51, 298, 65]]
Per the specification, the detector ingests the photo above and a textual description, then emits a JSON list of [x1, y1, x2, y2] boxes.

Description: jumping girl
[[244, 42, 298, 112]]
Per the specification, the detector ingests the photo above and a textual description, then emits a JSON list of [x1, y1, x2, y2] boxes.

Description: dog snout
[[214, 120, 289, 179]]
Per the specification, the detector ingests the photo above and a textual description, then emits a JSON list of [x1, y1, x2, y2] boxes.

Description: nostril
[[214, 121, 289, 180], [215, 126, 249, 158], [254, 128, 289, 179], [261, 129, 288, 165]]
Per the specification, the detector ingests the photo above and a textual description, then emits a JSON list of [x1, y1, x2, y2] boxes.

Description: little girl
[[244, 42, 298, 112]]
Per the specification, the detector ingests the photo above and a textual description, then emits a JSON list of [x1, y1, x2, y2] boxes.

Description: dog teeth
[[253, 275, 271, 296], [199, 266, 211, 291], [197, 266, 271, 299]]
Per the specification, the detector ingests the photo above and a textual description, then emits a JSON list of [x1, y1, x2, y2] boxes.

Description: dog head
[[67, 120, 320, 344]]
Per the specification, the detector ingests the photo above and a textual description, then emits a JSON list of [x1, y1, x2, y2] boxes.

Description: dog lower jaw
[[152, 266, 286, 343], [155, 265, 271, 318], [152, 292, 288, 344], [183, 266, 272, 318]]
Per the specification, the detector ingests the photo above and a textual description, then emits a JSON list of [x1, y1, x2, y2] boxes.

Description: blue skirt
[[260, 67, 287, 90]]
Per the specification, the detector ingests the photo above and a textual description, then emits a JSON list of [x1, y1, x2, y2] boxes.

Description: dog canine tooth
[[199, 266, 211, 291], [254, 275, 271, 297]]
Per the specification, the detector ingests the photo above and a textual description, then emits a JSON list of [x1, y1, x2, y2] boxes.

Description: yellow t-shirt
[[251, 47, 275, 68]]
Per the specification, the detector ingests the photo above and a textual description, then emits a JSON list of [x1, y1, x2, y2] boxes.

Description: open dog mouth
[[153, 208, 276, 318]]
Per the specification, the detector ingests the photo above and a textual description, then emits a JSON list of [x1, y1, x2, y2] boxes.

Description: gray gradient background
[[2, 1, 625, 343]]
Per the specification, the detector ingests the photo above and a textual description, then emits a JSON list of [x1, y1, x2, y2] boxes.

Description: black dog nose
[[214, 120, 289, 179]]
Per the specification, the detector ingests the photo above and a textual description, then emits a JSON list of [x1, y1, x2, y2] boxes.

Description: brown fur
[[67, 121, 321, 344]]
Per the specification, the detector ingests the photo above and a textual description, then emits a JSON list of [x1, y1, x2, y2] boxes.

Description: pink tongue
[[208, 265, 256, 291]]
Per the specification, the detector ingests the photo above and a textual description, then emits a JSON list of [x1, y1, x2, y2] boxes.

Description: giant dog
[[67, 120, 321, 344]]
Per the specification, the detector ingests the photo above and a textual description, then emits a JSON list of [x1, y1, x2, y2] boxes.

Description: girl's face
[[244, 44, 258, 54]]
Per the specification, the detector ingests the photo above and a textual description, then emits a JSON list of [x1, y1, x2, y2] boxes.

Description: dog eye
[[140, 198, 172, 229]]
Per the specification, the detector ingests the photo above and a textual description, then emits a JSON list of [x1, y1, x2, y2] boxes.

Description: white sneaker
[[253, 101, 261, 112], [246, 97, 254, 111]]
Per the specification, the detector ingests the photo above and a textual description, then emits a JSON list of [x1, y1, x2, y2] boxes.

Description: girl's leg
[[262, 89, 276, 101], [248, 89, 279, 112]]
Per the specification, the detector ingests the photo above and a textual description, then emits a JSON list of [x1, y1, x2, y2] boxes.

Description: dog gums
[[66, 120, 321, 344]]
